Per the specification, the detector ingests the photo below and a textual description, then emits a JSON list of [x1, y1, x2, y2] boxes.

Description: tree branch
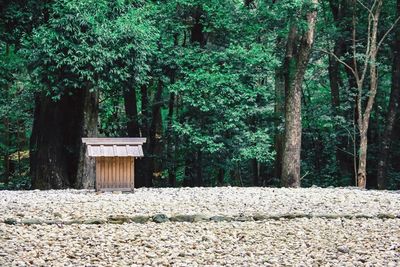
[[377, 16, 400, 50], [317, 49, 357, 78], [356, 0, 374, 17]]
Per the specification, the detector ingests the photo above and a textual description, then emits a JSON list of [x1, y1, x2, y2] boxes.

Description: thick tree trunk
[[30, 88, 98, 189], [281, 2, 318, 187], [376, 0, 400, 189], [75, 90, 98, 188], [30, 89, 98, 189]]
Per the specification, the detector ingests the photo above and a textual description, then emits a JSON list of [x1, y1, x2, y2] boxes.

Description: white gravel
[[1, 187, 399, 221], [1, 187, 400, 266]]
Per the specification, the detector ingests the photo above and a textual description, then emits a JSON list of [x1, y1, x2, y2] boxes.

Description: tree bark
[[356, 0, 382, 188], [3, 117, 11, 184], [217, 168, 225, 185], [281, 1, 318, 187], [252, 158, 260, 186], [183, 151, 195, 186], [190, 7, 206, 47], [166, 92, 176, 187], [123, 85, 140, 137], [274, 67, 285, 182], [75, 90, 98, 188], [194, 150, 203, 186], [30, 88, 98, 189], [2, 44, 11, 184], [376, 0, 400, 189], [147, 80, 163, 185], [135, 84, 152, 187]]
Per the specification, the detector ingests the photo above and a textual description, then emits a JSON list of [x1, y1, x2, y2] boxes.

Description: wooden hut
[[82, 138, 146, 192]]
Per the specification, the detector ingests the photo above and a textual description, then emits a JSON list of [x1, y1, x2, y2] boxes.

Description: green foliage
[[23, 0, 158, 97], [1, 0, 399, 189]]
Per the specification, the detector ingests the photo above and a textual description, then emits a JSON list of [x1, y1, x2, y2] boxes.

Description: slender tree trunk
[[166, 92, 176, 187], [148, 80, 163, 185], [252, 159, 260, 186], [3, 117, 11, 184], [135, 84, 151, 187], [2, 44, 11, 184], [356, 0, 382, 188], [217, 168, 224, 185], [194, 150, 203, 186], [124, 85, 140, 137], [274, 67, 285, 181], [183, 151, 195, 187], [376, 0, 400, 189], [281, 1, 318, 187], [30, 88, 98, 189]]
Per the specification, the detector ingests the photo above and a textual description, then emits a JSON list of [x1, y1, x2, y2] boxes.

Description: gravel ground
[[1, 187, 400, 266]]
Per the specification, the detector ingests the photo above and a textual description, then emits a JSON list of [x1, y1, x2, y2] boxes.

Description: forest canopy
[[1, 0, 399, 190]]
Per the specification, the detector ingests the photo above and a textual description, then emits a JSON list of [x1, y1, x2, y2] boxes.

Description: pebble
[[338, 245, 350, 253], [0, 187, 399, 266]]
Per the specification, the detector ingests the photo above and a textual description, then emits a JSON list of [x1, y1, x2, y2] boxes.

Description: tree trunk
[[166, 92, 176, 187], [75, 90, 98, 188], [30, 88, 98, 189], [183, 151, 195, 187], [190, 8, 206, 47], [376, 0, 400, 189], [124, 85, 140, 137], [281, 2, 318, 187], [2, 44, 11, 184], [194, 150, 203, 186], [274, 67, 285, 182], [217, 168, 225, 185], [148, 80, 163, 185], [356, 0, 382, 188], [135, 84, 152, 188], [252, 159, 260, 186], [3, 117, 11, 184]]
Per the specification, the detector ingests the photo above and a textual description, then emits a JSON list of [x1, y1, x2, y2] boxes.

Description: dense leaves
[[1, 0, 399, 189]]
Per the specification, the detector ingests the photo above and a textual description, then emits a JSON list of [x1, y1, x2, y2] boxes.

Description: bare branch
[[377, 16, 400, 50], [336, 146, 355, 157], [356, 0, 374, 17], [317, 49, 357, 78]]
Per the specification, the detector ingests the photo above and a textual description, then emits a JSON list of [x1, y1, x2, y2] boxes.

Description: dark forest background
[[0, 0, 399, 190]]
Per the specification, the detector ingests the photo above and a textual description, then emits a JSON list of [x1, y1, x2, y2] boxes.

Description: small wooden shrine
[[82, 138, 146, 192]]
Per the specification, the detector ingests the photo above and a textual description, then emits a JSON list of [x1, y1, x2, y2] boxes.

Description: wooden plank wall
[[95, 157, 134, 191]]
